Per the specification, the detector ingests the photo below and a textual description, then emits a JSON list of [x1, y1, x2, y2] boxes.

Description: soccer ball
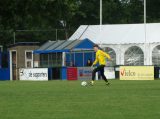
[[81, 81, 87, 86]]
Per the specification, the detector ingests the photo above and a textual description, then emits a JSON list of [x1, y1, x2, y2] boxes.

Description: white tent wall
[[101, 44, 145, 65], [150, 43, 160, 65], [102, 43, 160, 66]]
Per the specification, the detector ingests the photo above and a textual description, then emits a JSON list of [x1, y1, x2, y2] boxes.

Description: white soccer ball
[[81, 81, 87, 86]]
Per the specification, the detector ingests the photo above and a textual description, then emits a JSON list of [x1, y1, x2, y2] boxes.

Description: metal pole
[[144, 0, 146, 43], [74, 52, 75, 66], [144, 0, 147, 65], [83, 51, 84, 66], [100, 0, 102, 26], [13, 32, 16, 44], [99, 0, 102, 47], [48, 54, 49, 67], [56, 29, 58, 41]]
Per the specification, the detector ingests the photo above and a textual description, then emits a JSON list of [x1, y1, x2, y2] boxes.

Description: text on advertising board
[[120, 66, 154, 80]]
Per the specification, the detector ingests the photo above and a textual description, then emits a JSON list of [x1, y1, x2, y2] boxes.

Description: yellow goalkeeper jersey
[[93, 49, 111, 66]]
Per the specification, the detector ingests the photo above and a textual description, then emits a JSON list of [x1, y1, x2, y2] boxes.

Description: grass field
[[0, 80, 160, 119]]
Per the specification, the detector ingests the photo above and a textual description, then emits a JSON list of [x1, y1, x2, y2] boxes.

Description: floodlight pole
[[144, 0, 146, 24], [144, 0, 146, 43], [99, 0, 102, 47], [100, 0, 102, 26], [144, 0, 148, 65]]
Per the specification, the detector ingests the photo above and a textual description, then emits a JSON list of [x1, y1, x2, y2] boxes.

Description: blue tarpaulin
[[0, 52, 10, 80]]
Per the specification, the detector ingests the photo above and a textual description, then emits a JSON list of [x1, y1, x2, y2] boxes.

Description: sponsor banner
[[19, 68, 48, 81], [77, 67, 92, 80], [104, 67, 115, 79], [77, 67, 115, 80], [67, 67, 77, 80], [120, 66, 154, 80]]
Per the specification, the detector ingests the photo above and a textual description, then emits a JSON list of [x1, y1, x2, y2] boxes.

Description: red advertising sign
[[67, 67, 78, 80]]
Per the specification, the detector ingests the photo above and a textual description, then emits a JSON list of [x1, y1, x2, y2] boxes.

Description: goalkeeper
[[91, 44, 111, 86]]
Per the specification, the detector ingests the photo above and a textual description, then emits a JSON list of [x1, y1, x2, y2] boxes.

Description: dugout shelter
[[34, 38, 95, 68]]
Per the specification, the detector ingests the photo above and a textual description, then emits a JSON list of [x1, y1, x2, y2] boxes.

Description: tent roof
[[34, 39, 94, 54], [68, 23, 160, 44]]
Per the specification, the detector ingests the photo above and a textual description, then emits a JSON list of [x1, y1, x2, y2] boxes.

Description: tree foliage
[[0, 0, 160, 48]]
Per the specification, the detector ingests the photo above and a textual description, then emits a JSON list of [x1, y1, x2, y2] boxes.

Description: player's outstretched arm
[[101, 50, 111, 60]]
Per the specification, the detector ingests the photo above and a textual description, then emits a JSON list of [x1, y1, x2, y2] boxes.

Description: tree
[[147, 0, 160, 22], [54, 0, 80, 39], [103, 0, 124, 24], [119, 0, 144, 23], [0, 0, 159, 49]]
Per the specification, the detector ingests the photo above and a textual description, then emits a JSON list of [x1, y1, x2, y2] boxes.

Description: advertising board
[[19, 68, 48, 81], [120, 66, 154, 80]]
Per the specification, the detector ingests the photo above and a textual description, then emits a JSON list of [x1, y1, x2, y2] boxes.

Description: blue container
[[0, 68, 10, 80]]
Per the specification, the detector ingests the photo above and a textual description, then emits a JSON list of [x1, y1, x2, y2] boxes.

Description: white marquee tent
[[69, 23, 160, 66]]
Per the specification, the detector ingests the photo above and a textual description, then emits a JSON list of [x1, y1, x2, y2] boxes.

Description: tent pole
[[62, 52, 65, 66], [70, 51, 72, 66], [74, 52, 75, 66], [48, 54, 49, 67]]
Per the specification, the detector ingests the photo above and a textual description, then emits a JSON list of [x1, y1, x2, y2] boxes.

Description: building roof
[[38, 41, 56, 50], [34, 39, 94, 54], [68, 23, 160, 44], [8, 42, 40, 48]]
